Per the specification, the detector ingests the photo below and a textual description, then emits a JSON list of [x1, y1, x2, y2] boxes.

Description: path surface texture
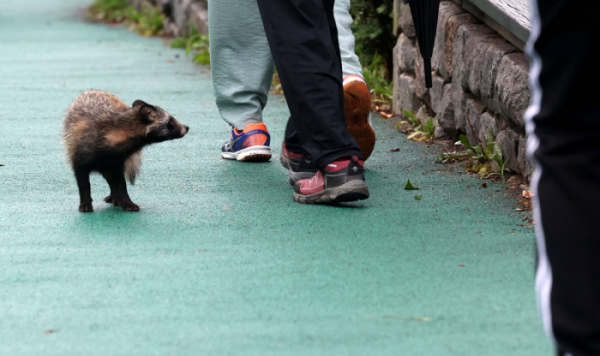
[[0, 0, 551, 355]]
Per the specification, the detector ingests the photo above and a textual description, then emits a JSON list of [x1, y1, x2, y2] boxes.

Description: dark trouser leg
[[256, 0, 362, 169], [75, 168, 93, 212], [527, 1, 600, 355], [102, 166, 139, 212]]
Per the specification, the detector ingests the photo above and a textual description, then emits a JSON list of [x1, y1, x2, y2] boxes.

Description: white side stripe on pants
[[524, 0, 556, 344]]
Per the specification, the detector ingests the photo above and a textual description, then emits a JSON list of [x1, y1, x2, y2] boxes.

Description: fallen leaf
[[459, 264, 465, 267], [404, 179, 420, 190], [414, 195, 422, 200], [175, 54, 180, 58], [43, 329, 56, 334], [389, 148, 400, 152], [521, 215, 529, 222], [380, 112, 394, 119], [481, 182, 487, 188], [522, 190, 533, 199], [166, 60, 174, 63]]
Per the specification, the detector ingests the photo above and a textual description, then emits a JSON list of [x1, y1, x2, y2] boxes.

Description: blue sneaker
[[221, 123, 272, 162]]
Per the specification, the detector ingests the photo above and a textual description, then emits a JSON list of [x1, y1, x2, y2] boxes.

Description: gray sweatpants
[[209, 0, 363, 130]]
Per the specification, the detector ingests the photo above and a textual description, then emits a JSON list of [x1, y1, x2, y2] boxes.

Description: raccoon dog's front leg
[[75, 168, 93, 212], [102, 165, 139, 212]]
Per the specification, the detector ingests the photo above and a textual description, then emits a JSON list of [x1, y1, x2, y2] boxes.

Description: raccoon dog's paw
[[104, 194, 113, 204], [79, 203, 94, 212], [121, 202, 140, 212]]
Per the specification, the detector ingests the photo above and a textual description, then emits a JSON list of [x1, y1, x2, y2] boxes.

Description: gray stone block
[[416, 106, 429, 125], [443, 13, 480, 80], [496, 127, 521, 172], [465, 98, 486, 146], [393, 73, 421, 116], [517, 135, 533, 181], [451, 84, 474, 134], [494, 53, 531, 128], [434, 126, 450, 139], [167, 0, 208, 36], [465, 33, 503, 97], [163, 18, 179, 37], [189, 2, 208, 35], [474, 111, 499, 143], [480, 40, 518, 111], [414, 43, 430, 100], [395, 34, 417, 74], [432, 1, 463, 77], [437, 83, 456, 137], [173, 0, 193, 33], [430, 73, 445, 114], [452, 24, 496, 95], [398, 2, 416, 39]]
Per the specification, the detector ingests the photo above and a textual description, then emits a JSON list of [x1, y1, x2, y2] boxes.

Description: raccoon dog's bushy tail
[[125, 151, 142, 184]]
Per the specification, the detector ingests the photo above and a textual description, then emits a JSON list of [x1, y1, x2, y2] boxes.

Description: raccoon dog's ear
[[134, 100, 157, 122], [132, 100, 149, 109]]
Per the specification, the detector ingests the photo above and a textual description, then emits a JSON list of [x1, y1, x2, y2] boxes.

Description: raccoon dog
[[63, 90, 189, 212]]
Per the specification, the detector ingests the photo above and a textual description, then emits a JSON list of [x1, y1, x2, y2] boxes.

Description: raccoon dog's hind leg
[[104, 151, 141, 204], [75, 167, 93, 212], [102, 163, 140, 212]]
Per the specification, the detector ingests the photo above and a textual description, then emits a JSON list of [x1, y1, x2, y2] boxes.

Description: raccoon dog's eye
[[167, 118, 175, 130]]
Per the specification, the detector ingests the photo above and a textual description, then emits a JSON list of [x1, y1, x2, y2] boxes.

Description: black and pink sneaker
[[293, 156, 369, 204], [280, 142, 318, 185]]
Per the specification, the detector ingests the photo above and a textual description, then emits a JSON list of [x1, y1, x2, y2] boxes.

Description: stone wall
[[128, 0, 208, 36], [393, 1, 532, 181]]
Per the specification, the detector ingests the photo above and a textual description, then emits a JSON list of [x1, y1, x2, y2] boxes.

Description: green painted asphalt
[[0, 1, 551, 355]]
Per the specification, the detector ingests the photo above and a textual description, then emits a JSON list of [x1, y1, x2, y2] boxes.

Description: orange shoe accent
[[343, 75, 376, 161], [243, 123, 269, 133], [241, 133, 268, 148]]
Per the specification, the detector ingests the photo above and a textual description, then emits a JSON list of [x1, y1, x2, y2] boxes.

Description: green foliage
[[351, 0, 396, 106], [171, 24, 211, 65], [351, 0, 395, 78], [398, 108, 436, 141], [438, 132, 508, 181], [363, 52, 393, 104], [88, 0, 164, 36], [404, 179, 420, 190], [88, 0, 129, 22], [127, 5, 164, 36]]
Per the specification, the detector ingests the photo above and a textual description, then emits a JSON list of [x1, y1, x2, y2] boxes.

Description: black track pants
[[526, 1, 600, 355], [255, 0, 363, 168]]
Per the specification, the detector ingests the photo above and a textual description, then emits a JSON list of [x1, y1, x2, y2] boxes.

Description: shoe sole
[[293, 179, 370, 205], [222, 146, 272, 162], [344, 79, 376, 161]]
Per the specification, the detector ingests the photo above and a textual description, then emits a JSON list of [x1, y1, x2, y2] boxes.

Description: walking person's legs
[[526, 0, 600, 354], [209, 0, 274, 161], [256, 0, 369, 204], [210, 0, 375, 163], [334, 0, 362, 78], [334, 0, 376, 160]]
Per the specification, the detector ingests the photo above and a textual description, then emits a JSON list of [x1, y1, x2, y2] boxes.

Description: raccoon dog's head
[[133, 100, 189, 143]]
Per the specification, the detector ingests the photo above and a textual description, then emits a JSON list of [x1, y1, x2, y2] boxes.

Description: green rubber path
[[0, 0, 551, 355]]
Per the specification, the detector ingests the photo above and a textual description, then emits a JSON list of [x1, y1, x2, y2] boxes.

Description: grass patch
[[438, 133, 507, 181], [397, 108, 436, 142], [88, 0, 164, 36], [170, 25, 210, 65]]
